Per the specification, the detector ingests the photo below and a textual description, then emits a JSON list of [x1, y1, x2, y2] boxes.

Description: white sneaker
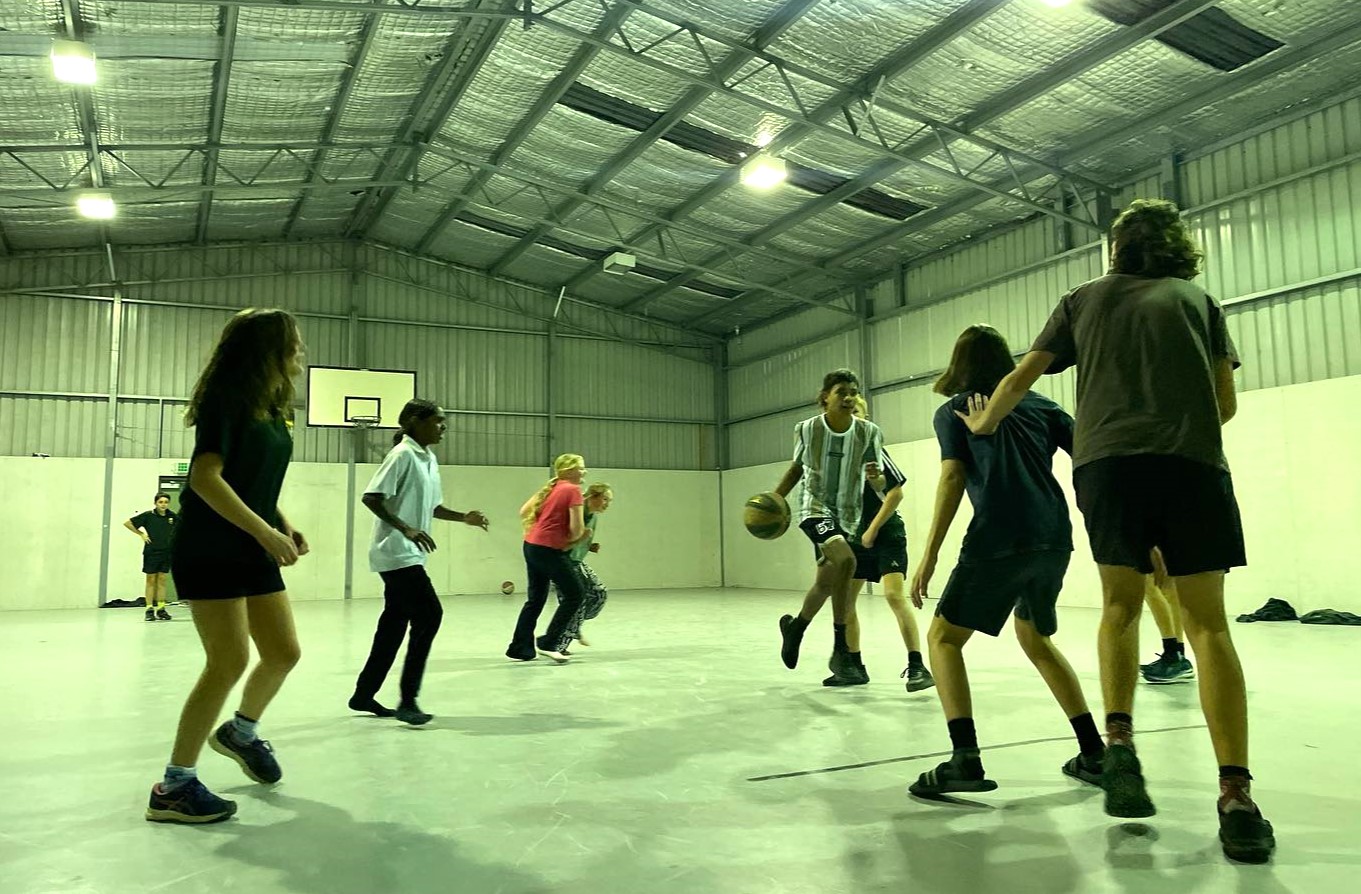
[[536, 647, 570, 664]]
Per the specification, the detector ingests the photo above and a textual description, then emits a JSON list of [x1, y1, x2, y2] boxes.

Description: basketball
[[743, 492, 790, 540], [500, 580, 515, 595]]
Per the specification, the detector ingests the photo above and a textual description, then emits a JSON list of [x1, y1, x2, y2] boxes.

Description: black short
[[171, 551, 285, 601], [1074, 455, 1246, 576], [937, 550, 1070, 637], [800, 517, 850, 562], [853, 535, 908, 583], [142, 552, 172, 575]]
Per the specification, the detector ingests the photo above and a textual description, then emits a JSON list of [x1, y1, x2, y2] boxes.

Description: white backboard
[[306, 367, 416, 429]]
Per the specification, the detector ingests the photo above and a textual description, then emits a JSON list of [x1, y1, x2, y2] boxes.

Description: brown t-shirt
[[1031, 274, 1239, 471]]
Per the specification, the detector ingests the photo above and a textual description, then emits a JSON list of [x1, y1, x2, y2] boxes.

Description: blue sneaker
[[209, 722, 282, 784], [145, 779, 237, 824]]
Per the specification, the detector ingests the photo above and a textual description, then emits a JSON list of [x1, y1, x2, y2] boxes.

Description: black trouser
[[509, 542, 584, 656], [354, 565, 443, 703]]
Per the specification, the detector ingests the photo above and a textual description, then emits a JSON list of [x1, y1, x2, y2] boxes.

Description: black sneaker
[[1142, 654, 1194, 684], [1219, 806, 1276, 863], [822, 670, 867, 687], [156, 608, 172, 621], [145, 609, 156, 622], [1102, 743, 1155, 817], [145, 779, 237, 824], [901, 665, 935, 692], [505, 646, 536, 662], [779, 615, 806, 669], [209, 723, 282, 784], [395, 701, 433, 726]]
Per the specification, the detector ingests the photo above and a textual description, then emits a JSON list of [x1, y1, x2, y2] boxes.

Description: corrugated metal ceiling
[[1, 0, 1358, 335]]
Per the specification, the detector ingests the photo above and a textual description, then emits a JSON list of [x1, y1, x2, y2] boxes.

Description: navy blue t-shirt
[[933, 391, 1073, 562]]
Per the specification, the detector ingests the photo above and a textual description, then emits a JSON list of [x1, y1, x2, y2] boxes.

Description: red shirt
[[525, 480, 583, 550]]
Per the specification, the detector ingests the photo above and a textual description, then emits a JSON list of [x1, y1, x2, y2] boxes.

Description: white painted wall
[[723, 374, 1361, 617], [1, 459, 721, 611]]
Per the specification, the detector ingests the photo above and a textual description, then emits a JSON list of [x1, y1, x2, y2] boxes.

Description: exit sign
[[176, 462, 189, 475]]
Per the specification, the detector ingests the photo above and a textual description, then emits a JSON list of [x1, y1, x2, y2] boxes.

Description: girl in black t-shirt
[[145, 309, 308, 826]]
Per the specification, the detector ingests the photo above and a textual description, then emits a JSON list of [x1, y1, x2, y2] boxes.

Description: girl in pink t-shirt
[[507, 454, 589, 663]]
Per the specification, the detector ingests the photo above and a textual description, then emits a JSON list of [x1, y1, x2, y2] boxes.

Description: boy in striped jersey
[[773, 369, 884, 685]]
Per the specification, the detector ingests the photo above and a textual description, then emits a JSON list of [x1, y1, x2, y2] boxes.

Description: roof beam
[[57, 0, 115, 278], [77, 0, 521, 18], [483, 0, 823, 277], [195, 7, 238, 244], [679, 0, 1227, 329], [728, 14, 1361, 334], [413, 4, 636, 255], [346, 2, 513, 240], [282, 13, 381, 239], [551, 0, 1095, 298]]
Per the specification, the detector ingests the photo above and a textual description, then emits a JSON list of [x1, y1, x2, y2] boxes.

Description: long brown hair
[[521, 453, 585, 531], [933, 325, 1015, 396], [185, 308, 300, 427], [1108, 199, 1202, 280]]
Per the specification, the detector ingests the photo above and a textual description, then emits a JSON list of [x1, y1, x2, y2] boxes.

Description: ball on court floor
[[500, 580, 515, 595], [743, 491, 790, 540]]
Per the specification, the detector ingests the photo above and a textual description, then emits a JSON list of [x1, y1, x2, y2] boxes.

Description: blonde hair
[[852, 395, 869, 419], [584, 482, 613, 507], [521, 453, 586, 531]]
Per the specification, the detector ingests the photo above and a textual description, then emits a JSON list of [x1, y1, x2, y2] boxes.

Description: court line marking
[[747, 723, 1208, 782]]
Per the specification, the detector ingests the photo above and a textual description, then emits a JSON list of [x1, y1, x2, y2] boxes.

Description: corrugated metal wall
[[724, 90, 1361, 466], [1, 243, 719, 469]]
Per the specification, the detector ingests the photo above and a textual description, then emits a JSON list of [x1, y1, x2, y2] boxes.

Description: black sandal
[[1062, 753, 1104, 788], [909, 760, 998, 796]]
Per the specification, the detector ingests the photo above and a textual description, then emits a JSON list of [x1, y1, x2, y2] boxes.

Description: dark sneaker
[[505, 648, 536, 662], [209, 723, 282, 784], [1143, 655, 1194, 684], [145, 779, 237, 824], [822, 670, 867, 687], [145, 609, 156, 622], [1220, 807, 1276, 863], [827, 647, 856, 678], [779, 615, 806, 669], [348, 695, 396, 717], [395, 702, 433, 726], [1062, 752, 1104, 787], [156, 608, 172, 621], [902, 665, 935, 692], [1102, 743, 1156, 818]]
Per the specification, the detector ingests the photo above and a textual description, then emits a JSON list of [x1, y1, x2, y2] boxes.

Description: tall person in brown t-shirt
[[953, 201, 1273, 864]]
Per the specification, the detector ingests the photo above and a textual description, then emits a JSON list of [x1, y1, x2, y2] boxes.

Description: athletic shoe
[[822, 669, 867, 687], [1101, 743, 1156, 818], [347, 695, 396, 717], [145, 779, 237, 824], [827, 647, 856, 678], [1220, 806, 1276, 863], [1062, 752, 1104, 787], [209, 723, 282, 784], [155, 608, 172, 621], [145, 609, 156, 622], [779, 615, 805, 669], [395, 701, 433, 726], [901, 665, 935, 692], [1142, 654, 1194, 684], [505, 648, 536, 662]]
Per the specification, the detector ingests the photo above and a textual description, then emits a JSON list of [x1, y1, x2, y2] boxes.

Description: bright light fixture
[[51, 39, 97, 85], [741, 156, 787, 189], [753, 130, 775, 148], [1036, 0, 1074, 8], [76, 192, 116, 220]]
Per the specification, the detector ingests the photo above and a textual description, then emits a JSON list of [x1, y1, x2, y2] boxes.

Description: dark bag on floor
[[1235, 598, 1298, 623], [1298, 609, 1361, 626]]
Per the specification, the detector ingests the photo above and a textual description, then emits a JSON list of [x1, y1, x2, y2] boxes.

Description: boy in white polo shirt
[[348, 400, 487, 726]]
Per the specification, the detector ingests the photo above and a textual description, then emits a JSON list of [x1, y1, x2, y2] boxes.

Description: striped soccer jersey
[[791, 414, 884, 533]]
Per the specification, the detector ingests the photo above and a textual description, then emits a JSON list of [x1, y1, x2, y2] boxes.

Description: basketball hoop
[[349, 415, 381, 429]]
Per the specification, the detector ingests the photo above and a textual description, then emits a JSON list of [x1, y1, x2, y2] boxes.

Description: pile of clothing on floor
[[1235, 597, 1361, 626]]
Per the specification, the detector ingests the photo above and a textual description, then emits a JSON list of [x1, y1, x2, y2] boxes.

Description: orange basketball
[[744, 492, 790, 540]]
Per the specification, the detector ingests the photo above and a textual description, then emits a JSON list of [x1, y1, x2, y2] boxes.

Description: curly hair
[[185, 308, 300, 427], [1108, 199, 1203, 280]]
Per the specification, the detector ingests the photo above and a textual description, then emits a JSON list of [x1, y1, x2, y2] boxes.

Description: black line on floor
[[747, 723, 1208, 782]]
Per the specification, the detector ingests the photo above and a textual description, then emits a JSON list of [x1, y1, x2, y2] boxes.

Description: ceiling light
[[741, 156, 787, 190], [753, 130, 775, 148], [1036, 0, 1074, 8], [51, 39, 97, 85], [76, 192, 116, 220]]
